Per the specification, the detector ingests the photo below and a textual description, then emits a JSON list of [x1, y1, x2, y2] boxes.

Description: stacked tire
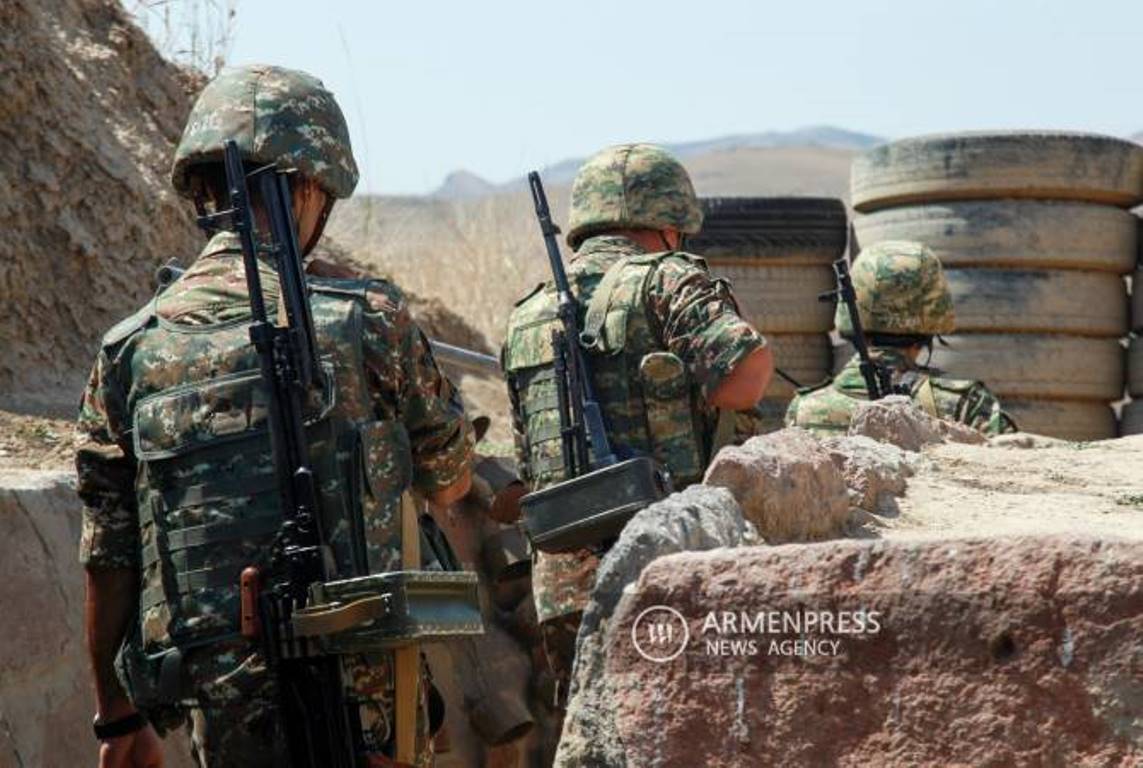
[[689, 197, 847, 431], [851, 132, 1143, 441], [1125, 266, 1143, 435]]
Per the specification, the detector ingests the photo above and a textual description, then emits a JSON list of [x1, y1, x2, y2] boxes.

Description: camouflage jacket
[[785, 349, 1016, 437], [502, 234, 766, 623], [76, 231, 472, 756]]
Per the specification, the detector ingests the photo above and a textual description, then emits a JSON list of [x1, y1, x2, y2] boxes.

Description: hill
[[430, 125, 881, 197]]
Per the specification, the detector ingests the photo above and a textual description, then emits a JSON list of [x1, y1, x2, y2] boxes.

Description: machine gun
[[820, 254, 893, 400], [517, 173, 668, 553], [198, 142, 481, 766]]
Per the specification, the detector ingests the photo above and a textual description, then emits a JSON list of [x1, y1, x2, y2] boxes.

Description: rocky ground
[[556, 400, 1143, 767]]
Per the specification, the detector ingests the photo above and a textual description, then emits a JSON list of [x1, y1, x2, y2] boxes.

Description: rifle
[[193, 146, 483, 765], [516, 172, 668, 553], [821, 254, 892, 400], [527, 172, 617, 473], [195, 141, 357, 766]]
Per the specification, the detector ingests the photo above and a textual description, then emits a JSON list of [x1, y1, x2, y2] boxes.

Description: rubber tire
[[1129, 336, 1143, 398], [1121, 400, 1143, 436], [1132, 268, 1142, 332], [851, 132, 1143, 213], [1003, 399, 1118, 441], [928, 334, 1124, 401], [853, 201, 1137, 273], [690, 197, 847, 264], [944, 268, 1128, 337], [712, 263, 836, 334], [764, 333, 832, 400]]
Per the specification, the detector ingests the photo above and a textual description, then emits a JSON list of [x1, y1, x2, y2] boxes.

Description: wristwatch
[[93, 711, 147, 740]]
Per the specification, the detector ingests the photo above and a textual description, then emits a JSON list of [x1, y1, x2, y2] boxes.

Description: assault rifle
[[200, 143, 482, 766], [821, 254, 892, 400], [198, 140, 357, 766], [517, 173, 668, 553]]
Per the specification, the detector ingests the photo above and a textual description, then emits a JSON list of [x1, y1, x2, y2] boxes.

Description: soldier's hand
[[98, 723, 164, 768]]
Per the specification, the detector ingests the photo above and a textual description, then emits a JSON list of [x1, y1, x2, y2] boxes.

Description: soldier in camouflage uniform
[[500, 143, 774, 714], [786, 240, 1015, 435], [77, 65, 473, 768]]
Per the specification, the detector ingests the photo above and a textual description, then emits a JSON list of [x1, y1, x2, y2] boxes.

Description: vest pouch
[[521, 456, 670, 553], [132, 365, 334, 653], [639, 352, 703, 486], [290, 570, 484, 655]]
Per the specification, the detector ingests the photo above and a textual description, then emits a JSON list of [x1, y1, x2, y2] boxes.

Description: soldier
[[500, 143, 774, 715], [77, 65, 474, 768], [786, 240, 1016, 435]]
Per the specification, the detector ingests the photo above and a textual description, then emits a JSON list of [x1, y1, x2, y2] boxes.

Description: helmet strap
[[302, 196, 336, 256], [659, 232, 673, 251]]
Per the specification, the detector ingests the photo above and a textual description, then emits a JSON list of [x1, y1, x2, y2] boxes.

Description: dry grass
[[127, 0, 238, 75], [328, 186, 574, 348], [325, 147, 860, 439]]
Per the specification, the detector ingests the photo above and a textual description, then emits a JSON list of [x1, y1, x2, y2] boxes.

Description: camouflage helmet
[[566, 143, 703, 248], [171, 64, 358, 199], [835, 240, 956, 337]]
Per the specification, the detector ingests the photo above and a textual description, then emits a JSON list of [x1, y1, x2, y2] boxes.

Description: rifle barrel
[[430, 340, 501, 376]]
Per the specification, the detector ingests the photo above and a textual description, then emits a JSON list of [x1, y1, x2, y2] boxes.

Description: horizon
[[207, 0, 1143, 195]]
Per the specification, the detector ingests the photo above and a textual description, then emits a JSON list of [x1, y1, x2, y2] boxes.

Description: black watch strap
[[93, 711, 147, 740]]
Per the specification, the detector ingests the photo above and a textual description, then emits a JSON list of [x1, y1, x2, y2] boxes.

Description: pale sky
[[224, 0, 1143, 195]]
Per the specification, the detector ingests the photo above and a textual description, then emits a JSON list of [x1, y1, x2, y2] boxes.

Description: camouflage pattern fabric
[[76, 231, 471, 765], [502, 234, 766, 625], [836, 240, 956, 338], [785, 349, 1016, 437], [566, 144, 703, 248], [171, 65, 358, 199]]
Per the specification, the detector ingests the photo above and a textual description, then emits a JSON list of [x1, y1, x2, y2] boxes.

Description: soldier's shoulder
[[648, 249, 709, 273], [100, 300, 157, 351], [311, 275, 405, 315], [928, 373, 985, 395]]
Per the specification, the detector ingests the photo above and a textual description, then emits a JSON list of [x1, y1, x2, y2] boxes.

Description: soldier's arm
[[647, 257, 773, 409], [962, 384, 1018, 436], [362, 284, 474, 506], [76, 351, 141, 722], [933, 378, 1018, 436]]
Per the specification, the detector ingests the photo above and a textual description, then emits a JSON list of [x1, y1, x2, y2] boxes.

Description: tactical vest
[[103, 278, 412, 657], [503, 252, 708, 491], [788, 360, 963, 433]]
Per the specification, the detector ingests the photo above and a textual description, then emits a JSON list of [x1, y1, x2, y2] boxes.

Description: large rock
[[555, 485, 755, 768], [605, 537, 1142, 767], [821, 435, 915, 516], [0, 470, 194, 768], [703, 429, 851, 543]]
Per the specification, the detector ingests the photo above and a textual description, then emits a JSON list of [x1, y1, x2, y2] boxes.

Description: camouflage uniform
[[76, 65, 472, 768], [501, 144, 767, 702], [786, 240, 1015, 436]]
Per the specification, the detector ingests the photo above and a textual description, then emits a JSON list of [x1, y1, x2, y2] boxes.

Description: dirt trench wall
[[0, 0, 202, 415]]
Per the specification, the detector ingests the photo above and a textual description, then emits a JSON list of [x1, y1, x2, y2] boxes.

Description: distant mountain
[[1131, 131, 1143, 145], [433, 169, 496, 200], [428, 126, 883, 198]]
